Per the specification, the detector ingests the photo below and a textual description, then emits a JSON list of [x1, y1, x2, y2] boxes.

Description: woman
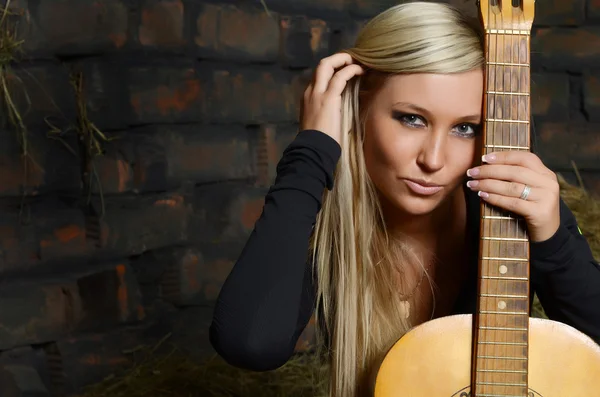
[[209, 2, 600, 396]]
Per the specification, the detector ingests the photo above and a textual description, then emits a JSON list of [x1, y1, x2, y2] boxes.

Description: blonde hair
[[309, 2, 485, 396]]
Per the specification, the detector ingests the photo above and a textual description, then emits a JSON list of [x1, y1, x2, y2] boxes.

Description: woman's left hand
[[466, 151, 561, 243]]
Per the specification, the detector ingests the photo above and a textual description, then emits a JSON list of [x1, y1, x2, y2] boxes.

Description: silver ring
[[520, 185, 531, 200]]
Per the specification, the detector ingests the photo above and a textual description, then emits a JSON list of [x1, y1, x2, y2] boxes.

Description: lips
[[403, 178, 444, 196], [407, 178, 441, 188]]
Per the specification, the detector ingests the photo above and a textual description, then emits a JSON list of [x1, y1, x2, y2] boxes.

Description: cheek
[[363, 117, 404, 176]]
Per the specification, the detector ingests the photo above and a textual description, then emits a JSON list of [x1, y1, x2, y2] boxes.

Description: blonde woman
[[210, 2, 600, 396]]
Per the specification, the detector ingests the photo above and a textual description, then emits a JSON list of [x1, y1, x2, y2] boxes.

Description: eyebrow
[[392, 101, 481, 123]]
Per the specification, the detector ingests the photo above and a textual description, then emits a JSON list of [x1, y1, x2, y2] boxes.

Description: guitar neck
[[472, 23, 533, 397]]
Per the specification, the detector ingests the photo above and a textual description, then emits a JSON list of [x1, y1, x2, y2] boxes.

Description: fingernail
[[482, 154, 496, 163], [467, 180, 479, 188], [467, 168, 480, 177], [478, 191, 489, 198]]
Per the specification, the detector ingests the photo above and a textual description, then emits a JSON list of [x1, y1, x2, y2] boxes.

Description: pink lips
[[404, 179, 443, 196]]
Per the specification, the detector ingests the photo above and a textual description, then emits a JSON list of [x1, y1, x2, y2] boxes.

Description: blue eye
[[452, 124, 480, 138], [394, 112, 426, 128]]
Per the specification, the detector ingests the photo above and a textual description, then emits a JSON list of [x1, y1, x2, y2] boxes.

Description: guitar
[[373, 1, 600, 396]]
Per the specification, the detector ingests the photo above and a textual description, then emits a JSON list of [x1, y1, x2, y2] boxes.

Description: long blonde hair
[[309, 2, 485, 396]]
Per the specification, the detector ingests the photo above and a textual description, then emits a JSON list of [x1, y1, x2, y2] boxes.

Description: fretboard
[[473, 29, 532, 397]]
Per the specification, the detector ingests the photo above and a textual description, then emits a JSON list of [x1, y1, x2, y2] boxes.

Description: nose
[[416, 129, 445, 173]]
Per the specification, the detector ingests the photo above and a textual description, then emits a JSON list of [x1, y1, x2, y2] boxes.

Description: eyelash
[[393, 112, 481, 138]]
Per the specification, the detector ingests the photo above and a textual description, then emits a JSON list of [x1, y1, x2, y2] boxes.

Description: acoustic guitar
[[373, 1, 600, 396]]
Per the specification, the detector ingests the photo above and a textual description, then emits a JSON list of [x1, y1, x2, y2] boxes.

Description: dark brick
[[128, 61, 203, 125], [350, 0, 401, 17], [71, 58, 130, 131], [559, 170, 600, 198], [584, 73, 600, 122], [588, 0, 600, 21], [0, 282, 80, 350], [280, 16, 331, 68], [535, 123, 600, 170], [17, 0, 128, 57], [531, 73, 569, 120], [251, 123, 298, 187], [202, 66, 298, 123], [0, 365, 50, 397], [158, 246, 207, 305], [242, 0, 346, 18], [139, 0, 185, 49], [75, 263, 145, 331], [0, 63, 76, 131], [329, 20, 366, 53], [446, 0, 478, 19], [190, 182, 267, 244], [0, 127, 81, 198], [96, 192, 191, 257], [0, 202, 88, 274], [93, 124, 254, 194], [195, 3, 279, 62], [534, 0, 585, 26], [0, 346, 55, 396], [532, 28, 600, 72]]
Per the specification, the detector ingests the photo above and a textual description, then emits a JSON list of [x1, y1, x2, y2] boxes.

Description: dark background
[[0, 0, 598, 395]]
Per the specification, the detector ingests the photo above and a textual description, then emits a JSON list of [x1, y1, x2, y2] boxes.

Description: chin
[[384, 192, 445, 217]]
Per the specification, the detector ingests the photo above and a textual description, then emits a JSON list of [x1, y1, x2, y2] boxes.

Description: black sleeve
[[209, 129, 341, 371], [530, 198, 600, 343]]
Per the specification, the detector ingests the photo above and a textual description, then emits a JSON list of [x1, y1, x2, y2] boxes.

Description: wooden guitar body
[[374, 314, 600, 397]]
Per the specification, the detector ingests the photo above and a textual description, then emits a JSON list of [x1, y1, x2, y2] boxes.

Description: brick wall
[[0, 0, 598, 395]]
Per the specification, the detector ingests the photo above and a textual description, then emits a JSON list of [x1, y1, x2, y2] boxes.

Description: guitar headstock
[[479, 0, 535, 31]]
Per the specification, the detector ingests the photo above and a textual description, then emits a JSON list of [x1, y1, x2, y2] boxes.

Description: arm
[[209, 130, 341, 371], [530, 198, 600, 342]]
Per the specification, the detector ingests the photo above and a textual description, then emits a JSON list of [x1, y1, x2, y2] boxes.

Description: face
[[362, 69, 484, 218]]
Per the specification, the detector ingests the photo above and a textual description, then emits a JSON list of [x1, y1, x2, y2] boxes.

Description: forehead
[[377, 70, 484, 117]]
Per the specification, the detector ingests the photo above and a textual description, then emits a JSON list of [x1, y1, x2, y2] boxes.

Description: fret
[[478, 341, 528, 346], [482, 257, 528, 262], [480, 293, 528, 298], [482, 215, 515, 220], [479, 310, 528, 315], [477, 393, 523, 397], [477, 355, 528, 361], [482, 276, 528, 281], [486, 29, 531, 35], [486, 91, 529, 96], [484, 144, 530, 150], [478, 369, 528, 374], [486, 61, 530, 67], [481, 237, 528, 242], [485, 118, 530, 124], [479, 326, 528, 331], [476, 381, 527, 387]]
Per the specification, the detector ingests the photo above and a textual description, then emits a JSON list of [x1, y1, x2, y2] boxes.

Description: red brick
[[536, 122, 600, 170], [0, 203, 88, 272], [531, 73, 569, 120], [195, 3, 279, 62], [584, 73, 600, 122], [96, 192, 191, 257], [16, 0, 128, 56], [202, 66, 298, 123], [128, 61, 204, 125], [532, 28, 600, 71], [0, 282, 81, 350], [93, 124, 253, 194], [139, 0, 185, 48], [534, 0, 585, 25], [191, 182, 268, 244], [75, 263, 145, 331], [280, 16, 331, 68]]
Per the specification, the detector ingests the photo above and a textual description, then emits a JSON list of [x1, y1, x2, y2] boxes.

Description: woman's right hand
[[300, 53, 365, 145]]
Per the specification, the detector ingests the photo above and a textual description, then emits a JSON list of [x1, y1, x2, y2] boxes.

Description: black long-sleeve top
[[209, 129, 600, 371]]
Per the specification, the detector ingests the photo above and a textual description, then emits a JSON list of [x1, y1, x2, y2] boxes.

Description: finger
[[313, 53, 355, 93], [468, 179, 538, 202], [467, 164, 547, 188], [476, 190, 534, 217], [326, 64, 364, 96], [482, 151, 549, 175]]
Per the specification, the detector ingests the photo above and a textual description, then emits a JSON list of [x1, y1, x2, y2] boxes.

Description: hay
[[79, 175, 600, 397]]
